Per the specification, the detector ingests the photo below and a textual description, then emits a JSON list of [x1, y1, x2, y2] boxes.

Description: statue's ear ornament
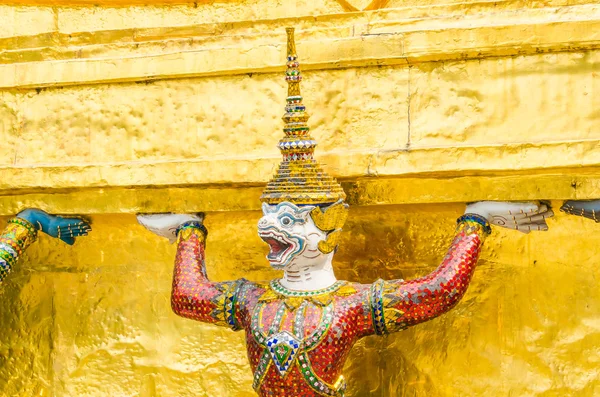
[[310, 200, 349, 232], [310, 200, 349, 254], [317, 230, 342, 254]]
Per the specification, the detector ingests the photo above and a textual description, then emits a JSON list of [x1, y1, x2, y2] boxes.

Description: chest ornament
[[251, 280, 355, 396], [259, 279, 356, 310], [265, 330, 301, 376]]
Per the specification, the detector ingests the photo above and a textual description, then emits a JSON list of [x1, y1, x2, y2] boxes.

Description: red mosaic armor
[[170, 218, 489, 396]]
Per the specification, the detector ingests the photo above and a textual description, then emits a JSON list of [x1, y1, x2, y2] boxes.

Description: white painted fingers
[[489, 205, 554, 234], [466, 201, 554, 233]]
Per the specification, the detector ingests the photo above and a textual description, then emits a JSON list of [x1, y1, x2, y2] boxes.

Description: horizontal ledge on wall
[[0, 4, 599, 88], [1, 172, 599, 215], [1, 139, 600, 214], [2, 139, 599, 190]]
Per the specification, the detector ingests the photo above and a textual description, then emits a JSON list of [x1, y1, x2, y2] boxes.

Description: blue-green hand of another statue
[[16, 208, 92, 245], [561, 200, 600, 223]]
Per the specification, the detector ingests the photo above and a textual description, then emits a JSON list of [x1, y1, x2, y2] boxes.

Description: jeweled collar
[[258, 279, 356, 311], [271, 279, 346, 297]]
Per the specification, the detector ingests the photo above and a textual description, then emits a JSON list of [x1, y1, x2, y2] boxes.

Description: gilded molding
[[1, 140, 599, 192], [2, 162, 600, 216], [2, 172, 599, 215], [0, 4, 598, 88]]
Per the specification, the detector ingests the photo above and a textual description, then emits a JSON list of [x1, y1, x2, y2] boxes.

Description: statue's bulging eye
[[278, 213, 302, 227]]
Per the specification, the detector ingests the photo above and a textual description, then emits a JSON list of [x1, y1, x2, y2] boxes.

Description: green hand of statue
[[560, 200, 600, 223], [17, 208, 92, 245]]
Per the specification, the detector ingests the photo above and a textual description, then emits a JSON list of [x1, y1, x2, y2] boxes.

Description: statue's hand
[[465, 201, 553, 233], [17, 208, 92, 245], [137, 213, 205, 243], [560, 200, 600, 223]]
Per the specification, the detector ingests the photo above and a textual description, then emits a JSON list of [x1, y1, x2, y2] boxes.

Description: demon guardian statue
[[137, 28, 553, 397]]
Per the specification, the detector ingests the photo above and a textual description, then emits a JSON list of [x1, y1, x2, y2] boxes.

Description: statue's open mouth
[[258, 227, 303, 268], [264, 235, 291, 259]]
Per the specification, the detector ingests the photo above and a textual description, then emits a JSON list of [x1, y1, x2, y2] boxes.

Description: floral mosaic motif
[[266, 331, 302, 376], [170, 226, 249, 329]]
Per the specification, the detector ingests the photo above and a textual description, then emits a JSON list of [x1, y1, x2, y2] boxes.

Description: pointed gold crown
[[260, 27, 346, 205]]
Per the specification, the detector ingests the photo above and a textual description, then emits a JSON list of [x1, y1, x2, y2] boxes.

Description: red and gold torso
[[236, 280, 373, 397], [170, 219, 488, 397]]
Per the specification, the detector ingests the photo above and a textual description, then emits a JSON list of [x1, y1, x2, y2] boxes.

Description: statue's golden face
[[258, 202, 328, 270]]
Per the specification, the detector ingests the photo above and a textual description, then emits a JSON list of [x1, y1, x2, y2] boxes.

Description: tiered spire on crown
[[260, 28, 346, 205]]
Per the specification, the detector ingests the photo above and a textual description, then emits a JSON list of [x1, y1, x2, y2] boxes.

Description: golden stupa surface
[[260, 28, 346, 206]]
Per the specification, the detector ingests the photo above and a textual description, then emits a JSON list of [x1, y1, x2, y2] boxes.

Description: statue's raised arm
[[137, 213, 246, 330], [370, 201, 553, 334]]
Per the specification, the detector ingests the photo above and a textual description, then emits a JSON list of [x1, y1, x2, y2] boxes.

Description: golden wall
[[0, 0, 599, 396]]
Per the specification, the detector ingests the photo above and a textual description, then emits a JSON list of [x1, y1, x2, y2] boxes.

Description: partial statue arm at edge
[[561, 200, 600, 223], [0, 208, 91, 283], [0, 217, 38, 283]]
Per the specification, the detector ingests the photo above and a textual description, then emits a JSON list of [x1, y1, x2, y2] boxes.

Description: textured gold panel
[[0, 270, 53, 396], [5, 67, 408, 165], [55, 1, 346, 33], [0, 186, 266, 215], [1, 4, 599, 88], [0, 91, 18, 167], [3, 139, 600, 193], [1, 52, 600, 195], [3, 1, 597, 57], [5, 0, 201, 3], [385, 0, 596, 7], [339, 204, 600, 397], [1, 0, 597, 6], [409, 52, 600, 147], [0, 5, 54, 38], [2, 203, 600, 396]]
